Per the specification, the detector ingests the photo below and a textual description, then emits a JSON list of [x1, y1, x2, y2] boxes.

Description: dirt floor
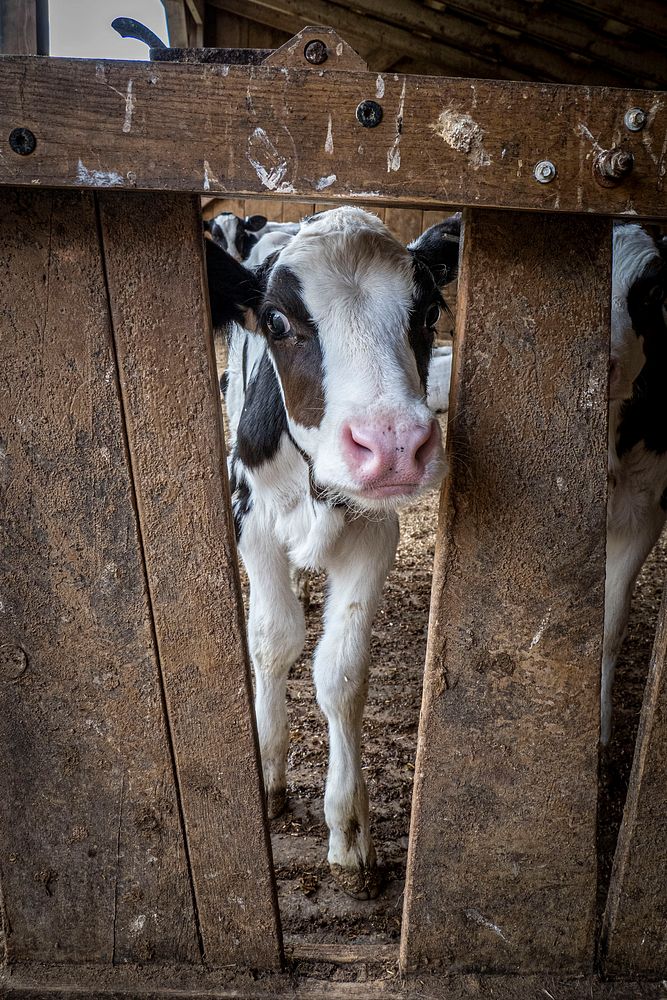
[[218, 350, 666, 951]]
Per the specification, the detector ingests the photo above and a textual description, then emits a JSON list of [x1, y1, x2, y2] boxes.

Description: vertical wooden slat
[[384, 207, 424, 246], [96, 191, 282, 969], [0, 188, 200, 964], [603, 580, 667, 976], [0, 0, 47, 54], [401, 209, 611, 974]]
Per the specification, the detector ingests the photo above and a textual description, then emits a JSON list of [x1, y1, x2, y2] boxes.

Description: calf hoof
[[330, 862, 381, 900], [267, 787, 287, 819]]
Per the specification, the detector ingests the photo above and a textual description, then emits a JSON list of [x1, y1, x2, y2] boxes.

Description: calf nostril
[[414, 422, 437, 467]]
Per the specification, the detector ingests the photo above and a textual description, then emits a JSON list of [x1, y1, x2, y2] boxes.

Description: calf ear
[[205, 238, 263, 331], [245, 214, 268, 232], [409, 213, 461, 286]]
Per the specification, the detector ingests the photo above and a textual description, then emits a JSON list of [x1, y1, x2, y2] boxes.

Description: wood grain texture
[[602, 580, 667, 976], [96, 191, 282, 969], [4, 961, 667, 1000], [0, 57, 665, 218], [0, 188, 199, 963], [401, 211, 611, 974]]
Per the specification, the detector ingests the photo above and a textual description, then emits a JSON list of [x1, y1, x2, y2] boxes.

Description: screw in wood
[[356, 101, 384, 128], [594, 147, 634, 187], [533, 159, 557, 183], [9, 127, 36, 155], [624, 107, 647, 132], [304, 39, 328, 64]]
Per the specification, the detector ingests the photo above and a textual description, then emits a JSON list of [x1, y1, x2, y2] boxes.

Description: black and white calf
[[207, 207, 458, 897], [603, 223, 667, 743], [205, 211, 300, 264]]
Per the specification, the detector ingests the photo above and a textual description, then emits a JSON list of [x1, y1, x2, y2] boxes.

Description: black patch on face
[[409, 214, 461, 286], [236, 227, 258, 261], [219, 370, 229, 397], [235, 350, 288, 468], [616, 255, 667, 459], [660, 486, 667, 512], [260, 266, 325, 428], [409, 258, 443, 390]]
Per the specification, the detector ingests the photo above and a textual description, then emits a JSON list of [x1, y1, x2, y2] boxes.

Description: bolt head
[[624, 107, 647, 132], [9, 127, 36, 156], [534, 159, 557, 184], [356, 100, 383, 128], [304, 39, 328, 65]]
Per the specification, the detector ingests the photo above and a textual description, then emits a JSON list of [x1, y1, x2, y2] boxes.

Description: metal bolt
[[534, 159, 557, 184], [9, 127, 36, 156], [304, 39, 328, 65], [624, 107, 647, 132], [356, 100, 383, 128], [594, 147, 634, 187]]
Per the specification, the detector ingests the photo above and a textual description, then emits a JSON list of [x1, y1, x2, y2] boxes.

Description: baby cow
[[207, 207, 458, 897]]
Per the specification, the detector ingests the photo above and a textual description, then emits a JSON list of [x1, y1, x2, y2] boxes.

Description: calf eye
[[266, 310, 291, 339], [425, 303, 441, 328]]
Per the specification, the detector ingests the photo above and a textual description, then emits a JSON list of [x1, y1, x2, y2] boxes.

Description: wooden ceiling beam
[[344, 0, 664, 87], [570, 0, 667, 39], [207, 0, 530, 80], [414, 0, 666, 87]]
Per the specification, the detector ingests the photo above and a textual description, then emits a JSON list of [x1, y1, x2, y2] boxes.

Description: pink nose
[[342, 418, 440, 487]]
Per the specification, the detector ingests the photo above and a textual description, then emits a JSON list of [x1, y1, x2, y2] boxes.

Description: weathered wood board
[[401, 210, 611, 974], [602, 577, 667, 976], [0, 189, 200, 964], [96, 191, 282, 969], [0, 56, 665, 217]]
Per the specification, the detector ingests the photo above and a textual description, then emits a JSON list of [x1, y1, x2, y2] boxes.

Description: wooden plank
[[281, 200, 315, 222], [4, 962, 667, 1000], [602, 578, 667, 976], [2, 57, 663, 218], [0, 0, 45, 54], [163, 0, 189, 47], [0, 188, 200, 963], [96, 191, 282, 969], [384, 207, 424, 245], [244, 197, 283, 220], [401, 210, 611, 974]]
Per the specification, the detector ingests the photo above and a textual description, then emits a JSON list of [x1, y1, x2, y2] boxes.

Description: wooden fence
[[0, 25, 666, 1000]]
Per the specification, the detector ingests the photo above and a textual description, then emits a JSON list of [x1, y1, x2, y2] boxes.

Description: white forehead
[[613, 223, 658, 300], [274, 207, 416, 338]]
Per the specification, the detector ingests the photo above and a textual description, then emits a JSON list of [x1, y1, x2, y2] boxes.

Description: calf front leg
[[239, 508, 305, 817], [314, 515, 399, 899]]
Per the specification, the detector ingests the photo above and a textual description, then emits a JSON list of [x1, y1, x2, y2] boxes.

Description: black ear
[[245, 214, 268, 232], [205, 238, 263, 331], [408, 213, 461, 286]]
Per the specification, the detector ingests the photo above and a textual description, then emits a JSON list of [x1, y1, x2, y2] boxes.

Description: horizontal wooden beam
[[209, 0, 526, 80], [3, 963, 667, 998], [241, 0, 655, 87], [1, 55, 665, 217]]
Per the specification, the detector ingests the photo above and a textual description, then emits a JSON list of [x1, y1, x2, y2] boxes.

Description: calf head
[[204, 211, 268, 262], [611, 224, 667, 400], [207, 207, 459, 510]]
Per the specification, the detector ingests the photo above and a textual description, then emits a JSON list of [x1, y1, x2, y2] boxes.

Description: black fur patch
[[409, 214, 461, 286], [219, 370, 229, 397], [232, 473, 253, 541], [409, 259, 443, 390], [236, 351, 288, 468], [660, 486, 667, 512], [617, 252, 667, 458], [205, 239, 264, 330]]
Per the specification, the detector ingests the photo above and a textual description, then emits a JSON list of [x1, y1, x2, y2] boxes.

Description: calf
[[207, 207, 458, 897], [603, 223, 667, 743], [205, 210, 299, 263]]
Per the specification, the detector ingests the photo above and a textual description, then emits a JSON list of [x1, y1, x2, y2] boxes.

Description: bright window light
[[49, 0, 169, 59]]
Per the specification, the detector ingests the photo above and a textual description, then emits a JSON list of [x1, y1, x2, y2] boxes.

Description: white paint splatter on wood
[[465, 908, 509, 943], [122, 79, 135, 133], [203, 159, 219, 192], [315, 174, 337, 190], [76, 160, 123, 187], [530, 609, 552, 648], [387, 80, 406, 173], [246, 127, 292, 191], [376, 74, 385, 99], [325, 114, 334, 155], [431, 109, 492, 168]]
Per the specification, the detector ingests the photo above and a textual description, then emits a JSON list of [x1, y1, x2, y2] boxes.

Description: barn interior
[[153, 0, 667, 953]]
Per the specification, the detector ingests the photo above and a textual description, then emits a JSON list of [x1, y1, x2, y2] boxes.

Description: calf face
[[611, 224, 667, 400], [207, 207, 459, 510]]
